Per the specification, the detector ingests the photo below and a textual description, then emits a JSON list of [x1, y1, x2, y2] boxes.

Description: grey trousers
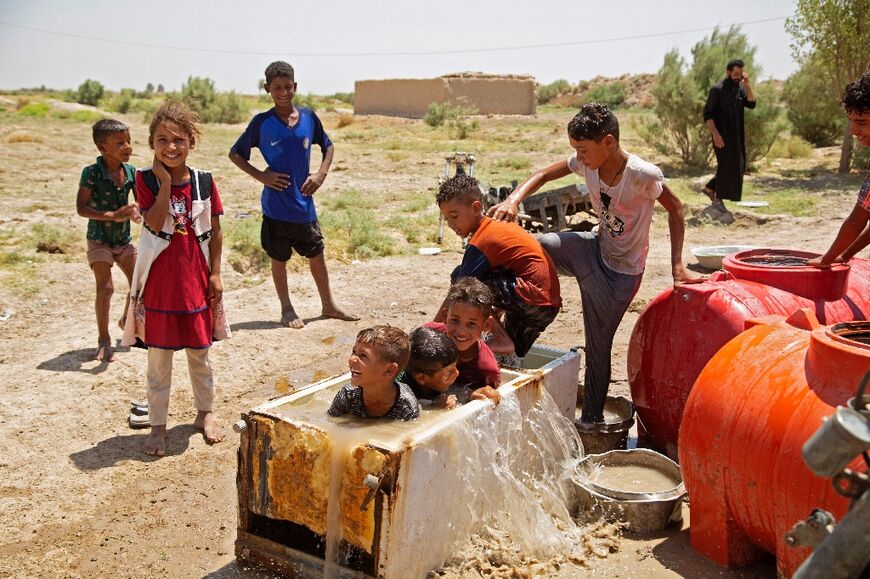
[[539, 232, 643, 423], [146, 347, 215, 426]]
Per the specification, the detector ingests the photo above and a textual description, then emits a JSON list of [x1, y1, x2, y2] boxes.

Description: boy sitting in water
[[404, 326, 460, 409], [425, 278, 501, 405], [328, 326, 419, 420]]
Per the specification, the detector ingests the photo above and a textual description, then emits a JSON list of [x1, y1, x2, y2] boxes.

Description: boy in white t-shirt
[[488, 103, 702, 424]]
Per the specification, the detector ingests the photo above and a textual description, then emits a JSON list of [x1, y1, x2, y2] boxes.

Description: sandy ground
[[0, 186, 855, 578]]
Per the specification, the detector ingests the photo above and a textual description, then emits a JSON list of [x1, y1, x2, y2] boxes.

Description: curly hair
[[92, 119, 129, 145], [445, 277, 493, 319], [842, 69, 870, 115], [726, 59, 745, 71], [567, 103, 620, 142], [356, 325, 411, 372], [407, 326, 457, 376], [265, 61, 295, 86], [148, 99, 202, 148], [436, 174, 482, 206]]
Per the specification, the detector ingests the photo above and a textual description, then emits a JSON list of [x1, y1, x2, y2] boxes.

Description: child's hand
[[300, 172, 326, 197], [129, 204, 143, 224], [259, 168, 291, 191], [441, 394, 458, 410], [487, 200, 519, 222], [152, 156, 171, 183], [471, 386, 500, 405], [208, 273, 223, 307]]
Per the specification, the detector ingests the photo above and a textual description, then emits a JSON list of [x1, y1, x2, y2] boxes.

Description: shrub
[[180, 77, 248, 123], [583, 81, 627, 107], [77, 79, 104, 106], [424, 102, 448, 127], [336, 113, 354, 128], [536, 79, 571, 104], [17, 102, 50, 117], [745, 82, 787, 164], [782, 56, 844, 146], [424, 102, 479, 139], [330, 92, 354, 105], [767, 135, 814, 159]]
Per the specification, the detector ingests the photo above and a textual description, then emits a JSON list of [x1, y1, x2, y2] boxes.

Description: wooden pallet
[[517, 183, 592, 233]]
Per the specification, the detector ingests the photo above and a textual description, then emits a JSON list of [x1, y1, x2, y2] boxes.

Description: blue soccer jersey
[[231, 107, 332, 223]]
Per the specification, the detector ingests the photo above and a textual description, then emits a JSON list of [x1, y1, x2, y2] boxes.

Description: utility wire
[[0, 16, 788, 57]]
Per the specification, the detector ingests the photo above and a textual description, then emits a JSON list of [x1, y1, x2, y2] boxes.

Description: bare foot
[[194, 410, 225, 444], [96, 338, 114, 362], [321, 307, 360, 322], [701, 186, 716, 203], [142, 425, 166, 456], [281, 308, 305, 329]]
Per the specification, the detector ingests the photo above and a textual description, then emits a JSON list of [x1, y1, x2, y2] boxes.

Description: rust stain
[[340, 445, 390, 551]]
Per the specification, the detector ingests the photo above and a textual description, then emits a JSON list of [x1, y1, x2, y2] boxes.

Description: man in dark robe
[[702, 59, 756, 206]]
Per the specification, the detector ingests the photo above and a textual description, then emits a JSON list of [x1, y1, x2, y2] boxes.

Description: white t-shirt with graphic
[[567, 153, 664, 275]]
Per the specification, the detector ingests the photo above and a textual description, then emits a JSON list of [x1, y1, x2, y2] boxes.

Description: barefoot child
[[76, 119, 141, 361], [404, 326, 460, 409], [122, 100, 231, 456], [328, 326, 419, 420], [229, 61, 357, 328]]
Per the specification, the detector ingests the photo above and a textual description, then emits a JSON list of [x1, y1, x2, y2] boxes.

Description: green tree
[[583, 81, 627, 107], [181, 76, 217, 116], [786, 0, 870, 172], [782, 55, 844, 146], [77, 79, 104, 106]]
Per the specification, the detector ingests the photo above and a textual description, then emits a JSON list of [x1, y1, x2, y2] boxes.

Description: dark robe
[[703, 77, 756, 201]]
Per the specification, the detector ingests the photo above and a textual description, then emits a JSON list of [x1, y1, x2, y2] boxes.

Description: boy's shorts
[[261, 216, 325, 262], [87, 240, 136, 268]]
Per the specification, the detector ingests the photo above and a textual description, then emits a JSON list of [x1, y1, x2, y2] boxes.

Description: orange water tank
[[678, 310, 870, 577]]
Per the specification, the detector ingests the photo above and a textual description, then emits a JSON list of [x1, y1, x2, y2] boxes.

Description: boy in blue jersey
[[230, 61, 358, 328]]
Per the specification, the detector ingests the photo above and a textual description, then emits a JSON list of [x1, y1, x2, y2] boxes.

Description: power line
[[0, 16, 788, 58]]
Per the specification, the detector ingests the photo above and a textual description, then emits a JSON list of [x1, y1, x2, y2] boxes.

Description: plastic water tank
[[628, 249, 870, 458], [677, 310, 870, 577]]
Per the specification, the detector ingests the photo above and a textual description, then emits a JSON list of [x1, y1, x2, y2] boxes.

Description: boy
[[809, 70, 870, 267], [328, 326, 419, 420], [488, 103, 701, 424], [436, 174, 561, 361], [404, 326, 460, 409], [229, 61, 357, 328], [425, 278, 501, 404], [76, 119, 141, 362]]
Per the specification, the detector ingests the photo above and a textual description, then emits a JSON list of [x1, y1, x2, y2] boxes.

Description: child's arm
[[227, 150, 290, 191], [76, 186, 139, 223], [300, 143, 334, 197], [471, 386, 500, 405], [657, 185, 705, 286], [208, 215, 223, 307], [488, 160, 572, 222], [839, 220, 870, 262], [143, 157, 172, 233], [808, 204, 870, 267]]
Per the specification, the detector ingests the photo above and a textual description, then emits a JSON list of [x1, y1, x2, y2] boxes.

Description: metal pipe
[[792, 490, 870, 579]]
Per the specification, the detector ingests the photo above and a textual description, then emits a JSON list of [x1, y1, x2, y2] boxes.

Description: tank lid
[[723, 248, 850, 301]]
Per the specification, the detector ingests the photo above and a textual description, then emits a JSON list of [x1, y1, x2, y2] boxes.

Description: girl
[[123, 100, 230, 456]]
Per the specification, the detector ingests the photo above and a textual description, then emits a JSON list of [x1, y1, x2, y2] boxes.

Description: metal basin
[[574, 395, 635, 455], [575, 449, 686, 534]]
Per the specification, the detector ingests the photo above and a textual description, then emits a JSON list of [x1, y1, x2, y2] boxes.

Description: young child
[[425, 278, 501, 404], [229, 61, 357, 329], [328, 326, 419, 420], [122, 100, 230, 456], [436, 174, 561, 362], [404, 326, 460, 409], [809, 70, 870, 267], [76, 119, 141, 362], [488, 103, 701, 424]]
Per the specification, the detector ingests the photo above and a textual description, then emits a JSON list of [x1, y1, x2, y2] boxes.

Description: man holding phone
[[702, 59, 756, 207]]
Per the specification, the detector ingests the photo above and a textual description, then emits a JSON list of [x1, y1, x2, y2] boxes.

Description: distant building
[[354, 72, 536, 117]]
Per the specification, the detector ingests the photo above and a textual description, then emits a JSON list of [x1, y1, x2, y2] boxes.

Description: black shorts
[[261, 216, 325, 262]]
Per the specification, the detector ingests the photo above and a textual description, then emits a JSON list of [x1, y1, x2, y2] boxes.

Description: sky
[[0, 0, 799, 96]]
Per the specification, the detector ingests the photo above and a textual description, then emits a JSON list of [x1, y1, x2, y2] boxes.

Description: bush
[[17, 102, 50, 117], [77, 79, 104, 106], [745, 82, 787, 164], [782, 56, 844, 146], [337, 113, 354, 128], [424, 102, 479, 139], [330, 92, 354, 105], [583, 81, 627, 107], [767, 135, 814, 159], [536, 79, 571, 104], [424, 102, 449, 127], [180, 76, 248, 123]]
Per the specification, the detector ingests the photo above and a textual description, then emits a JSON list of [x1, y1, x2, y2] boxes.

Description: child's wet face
[[151, 122, 192, 169], [420, 361, 459, 393], [348, 342, 395, 388], [98, 131, 133, 165], [849, 111, 870, 147], [439, 198, 483, 239], [445, 303, 489, 352], [266, 76, 297, 108], [569, 135, 610, 170]]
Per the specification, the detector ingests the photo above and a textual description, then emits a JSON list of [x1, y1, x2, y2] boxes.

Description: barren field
[[0, 100, 861, 577]]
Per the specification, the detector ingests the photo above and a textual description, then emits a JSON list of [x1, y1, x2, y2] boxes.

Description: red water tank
[[678, 311, 870, 577], [628, 249, 870, 458]]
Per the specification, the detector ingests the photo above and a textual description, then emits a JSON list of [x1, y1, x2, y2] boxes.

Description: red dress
[[136, 172, 224, 350]]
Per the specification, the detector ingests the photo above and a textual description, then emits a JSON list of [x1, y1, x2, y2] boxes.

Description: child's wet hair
[[92, 119, 129, 145], [842, 69, 870, 115], [568, 103, 620, 143], [148, 99, 202, 148], [407, 327, 458, 376], [356, 325, 411, 372], [436, 174, 482, 206], [445, 277, 494, 318], [265, 61, 295, 86]]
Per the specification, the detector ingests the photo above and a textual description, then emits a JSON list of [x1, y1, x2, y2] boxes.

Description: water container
[[678, 310, 870, 577], [628, 249, 870, 458]]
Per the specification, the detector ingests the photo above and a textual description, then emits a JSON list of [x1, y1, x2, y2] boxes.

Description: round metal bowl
[[691, 245, 757, 270], [574, 396, 635, 455], [574, 449, 686, 534]]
